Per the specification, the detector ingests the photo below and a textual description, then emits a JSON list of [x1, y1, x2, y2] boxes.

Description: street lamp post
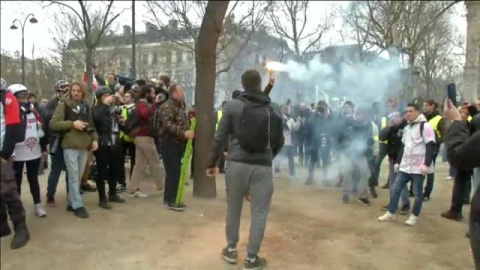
[[10, 13, 38, 85]]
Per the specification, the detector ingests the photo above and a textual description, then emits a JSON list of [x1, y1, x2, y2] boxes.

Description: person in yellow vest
[[421, 99, 447, 201], [371, 100, 397, 195], [216, 101, 228, 173], [117, 90, 136, 192]]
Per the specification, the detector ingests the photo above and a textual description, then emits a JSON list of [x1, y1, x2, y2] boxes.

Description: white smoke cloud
[[268, 49, 402, 106]]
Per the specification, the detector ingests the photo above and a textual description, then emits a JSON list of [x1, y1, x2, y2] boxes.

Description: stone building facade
[[63, 21, 286, 104]]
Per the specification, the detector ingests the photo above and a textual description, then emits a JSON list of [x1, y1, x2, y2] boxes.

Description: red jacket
[[135, 100, 158, 137]]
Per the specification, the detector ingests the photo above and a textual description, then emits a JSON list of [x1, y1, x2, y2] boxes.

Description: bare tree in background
[[192, 0, 229, 198], [43, 0, 125, 91], [344, 1, 461, 100], [269, 0, 335, 61], [416, 15, 462, 100], [146, 0, 269, 77], [1, 50, 62, 98]]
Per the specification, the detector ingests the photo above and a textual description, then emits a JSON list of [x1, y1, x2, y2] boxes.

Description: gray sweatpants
[[474, 168, 480, 194], [225, 161, 273, 256]]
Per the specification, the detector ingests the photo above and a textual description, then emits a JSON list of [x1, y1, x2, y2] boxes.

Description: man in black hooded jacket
[[206, 69, 284, 269], [444, 98, 480, 270]]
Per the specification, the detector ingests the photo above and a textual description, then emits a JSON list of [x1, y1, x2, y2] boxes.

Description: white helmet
[[7, 84, 28, 95]]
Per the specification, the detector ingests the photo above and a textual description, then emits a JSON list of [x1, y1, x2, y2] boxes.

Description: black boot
[[0, 223, 11, 237], [109, 194, 126, 203], [99, 200, 112, 210], [11, 222, 30, 249], [370, 186, 378, 199]]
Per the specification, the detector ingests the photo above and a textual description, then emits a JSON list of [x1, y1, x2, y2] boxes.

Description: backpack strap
[[420, 121, 425, 138]]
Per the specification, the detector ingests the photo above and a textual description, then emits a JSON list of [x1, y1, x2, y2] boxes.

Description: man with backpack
[[206, 70, 284, 270], [45, 80, 72, 207], [50, 83, 99, 219], [378, 103, 436, 226], [421, 99, 446, 201]]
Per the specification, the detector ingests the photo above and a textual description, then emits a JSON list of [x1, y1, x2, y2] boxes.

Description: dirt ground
[[0, 161, 475, 270]]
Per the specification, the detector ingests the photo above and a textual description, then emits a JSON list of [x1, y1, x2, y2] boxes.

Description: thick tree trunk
[[193, 0, 229, 198], [86, 47, 94, 93]]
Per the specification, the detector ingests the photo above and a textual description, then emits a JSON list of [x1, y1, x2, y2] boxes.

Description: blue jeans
[[63, 149, 88, 209], [389, 172, 425, 216], [389, 162, 409, 207], [47, 150, 69, 198]]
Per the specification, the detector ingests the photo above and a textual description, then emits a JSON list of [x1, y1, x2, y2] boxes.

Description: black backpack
[[237, 98, 281, 153], [149, 106, 161, 139], [123, 107, 140, 137]]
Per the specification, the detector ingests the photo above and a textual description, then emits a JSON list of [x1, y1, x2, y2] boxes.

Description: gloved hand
[[393, 164, 399, 173]]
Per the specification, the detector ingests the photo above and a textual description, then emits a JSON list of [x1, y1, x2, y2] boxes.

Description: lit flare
[[266, 61, 287, 72]]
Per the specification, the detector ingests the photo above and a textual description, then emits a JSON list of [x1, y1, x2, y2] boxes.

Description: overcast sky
[[0, 1, 467, 60]]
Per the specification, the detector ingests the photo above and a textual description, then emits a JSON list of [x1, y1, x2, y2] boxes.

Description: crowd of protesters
[[1, 71, 479, 269]]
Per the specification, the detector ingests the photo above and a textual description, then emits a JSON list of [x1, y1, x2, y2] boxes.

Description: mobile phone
[[446, 83, 456, 108]]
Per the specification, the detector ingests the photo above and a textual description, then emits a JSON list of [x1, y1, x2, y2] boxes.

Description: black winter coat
[[446, 120, 480, 223]]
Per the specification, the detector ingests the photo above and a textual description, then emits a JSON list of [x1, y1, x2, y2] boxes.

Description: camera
[[113, 106, 123, 116], [83, 123, 95, 134]]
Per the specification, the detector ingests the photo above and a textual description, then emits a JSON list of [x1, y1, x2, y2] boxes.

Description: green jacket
[[49, 94, 98, 150]]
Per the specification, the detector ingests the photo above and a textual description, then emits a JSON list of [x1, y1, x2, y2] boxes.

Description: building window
[[166, 51, 172, 65], [152, 53, 158, 64], [181, 52, 187, 62]]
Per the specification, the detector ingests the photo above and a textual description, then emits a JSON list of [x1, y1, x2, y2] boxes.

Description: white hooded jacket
[[399, 114, 436, 174]]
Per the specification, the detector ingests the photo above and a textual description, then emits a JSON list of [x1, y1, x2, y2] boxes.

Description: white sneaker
[[405, 214, 418, 226], [129, 191, 148, 198], [34, 203, 47, 217], [378, 211, 396, 222], [446, 176, 454, 180]]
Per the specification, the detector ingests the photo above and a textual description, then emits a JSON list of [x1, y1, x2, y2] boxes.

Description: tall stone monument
[[463, 1, 480, 101]]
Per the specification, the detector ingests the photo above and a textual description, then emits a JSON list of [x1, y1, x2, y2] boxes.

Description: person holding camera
[[128, 84, 164, 198], [305, 101, 333, 185], [50, 83, 98, 219], [444, 98, 480, 269], [92, 87, 126, 209]]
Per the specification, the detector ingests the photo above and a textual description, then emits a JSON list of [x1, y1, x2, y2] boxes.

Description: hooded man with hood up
[[206, 69, 284, 269]]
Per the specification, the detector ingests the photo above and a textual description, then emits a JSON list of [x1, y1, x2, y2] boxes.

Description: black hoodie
[[209, 90, 284, 167], [446, 120, 480, 223]]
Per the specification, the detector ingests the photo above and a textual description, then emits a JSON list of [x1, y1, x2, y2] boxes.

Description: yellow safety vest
[[428, 115, 443, 139], [216, 110, 223, 131], [374, 116, 388, 143], [119, 106, 133, 142], [468, 115, 473, 122]]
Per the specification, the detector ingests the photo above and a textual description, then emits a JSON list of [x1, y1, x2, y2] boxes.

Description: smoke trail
[[268, 49, 401, 106]]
